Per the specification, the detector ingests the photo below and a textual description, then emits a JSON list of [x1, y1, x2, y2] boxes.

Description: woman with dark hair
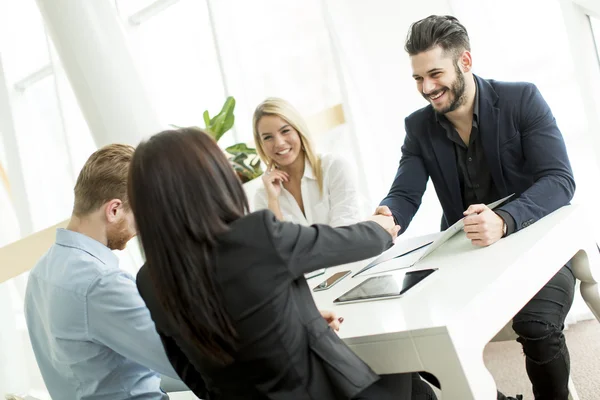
[[130, 127, 436, 400]]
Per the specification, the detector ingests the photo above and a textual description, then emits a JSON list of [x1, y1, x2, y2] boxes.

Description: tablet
[[333, 268, 437, 304], [413, 193, 514, 265]]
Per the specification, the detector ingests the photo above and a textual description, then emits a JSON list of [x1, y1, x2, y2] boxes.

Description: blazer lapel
[[429, 121, 463, 217], [476, 76, 508, 196]]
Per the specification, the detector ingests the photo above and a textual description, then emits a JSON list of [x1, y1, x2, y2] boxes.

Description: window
[[47, 41, 97, 177], [114, 0, 160, 18], [590, 15, 600, 65], [0, 0, 49, 83], [590, 15, 600, 117], [213, 0, 343, 144], [126, 0, 226, 132], [17, 76, 75, 232]]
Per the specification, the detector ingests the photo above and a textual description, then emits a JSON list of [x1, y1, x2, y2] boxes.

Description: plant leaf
[[212, 113, 226, 141], [208, 97, 236, 141], [230, 160, 253, 174], [225, 143, 257, 156], [232, 153, 248, 163], [221, 97, 236, 133], [250, 158, 261, 168], [203, 111, 211, 130]]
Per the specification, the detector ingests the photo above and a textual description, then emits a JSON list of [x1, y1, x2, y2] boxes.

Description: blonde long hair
[[253, 97, 323, 194]]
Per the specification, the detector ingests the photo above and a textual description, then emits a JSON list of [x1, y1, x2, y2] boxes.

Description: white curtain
[[0, 183, 33, 396], [122, 0, 227, 132]]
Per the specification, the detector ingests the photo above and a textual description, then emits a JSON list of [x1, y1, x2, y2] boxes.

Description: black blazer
[[381, 75, 575, 233], [137, 210, 407, 400]]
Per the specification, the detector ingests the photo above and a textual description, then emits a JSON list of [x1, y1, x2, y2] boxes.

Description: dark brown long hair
[[128, 127, 248, 364]]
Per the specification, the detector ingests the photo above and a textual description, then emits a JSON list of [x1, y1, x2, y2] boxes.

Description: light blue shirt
[[25, 229, 178, 400]]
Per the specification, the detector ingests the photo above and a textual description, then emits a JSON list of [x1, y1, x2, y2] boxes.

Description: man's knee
[[512, 320, 565, 363], [512, 319, 558, 341]]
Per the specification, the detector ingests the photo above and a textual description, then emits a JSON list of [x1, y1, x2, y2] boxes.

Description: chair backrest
[[0, 219, 68, 284], [305, 103, 346, 136], [0, 161, 9, 198]]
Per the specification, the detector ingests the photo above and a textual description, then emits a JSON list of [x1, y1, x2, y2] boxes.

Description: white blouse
[[254, 154, 363, 227]]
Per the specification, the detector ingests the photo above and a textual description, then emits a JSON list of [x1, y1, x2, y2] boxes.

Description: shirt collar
[[303, 157, 316, 180], [473, 80, 480, 125], [55, 228, 119, 267]]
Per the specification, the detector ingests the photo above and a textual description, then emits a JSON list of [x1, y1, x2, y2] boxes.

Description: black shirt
[[435, 84, 515, 235]]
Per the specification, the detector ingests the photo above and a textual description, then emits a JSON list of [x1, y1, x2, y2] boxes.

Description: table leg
[[571, 247, 600, 322], [415, 334, 497, 400]]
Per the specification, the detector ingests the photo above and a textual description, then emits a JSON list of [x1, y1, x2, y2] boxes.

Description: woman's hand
[[320, 309, 343, 331], [367, 214, 401, 240], [261, 165, 289, 199]]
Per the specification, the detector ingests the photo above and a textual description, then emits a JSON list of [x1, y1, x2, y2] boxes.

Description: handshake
[[367, 205, 400, 240]]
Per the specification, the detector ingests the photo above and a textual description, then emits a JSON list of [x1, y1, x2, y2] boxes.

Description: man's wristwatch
[[502, 221, 507, 237]]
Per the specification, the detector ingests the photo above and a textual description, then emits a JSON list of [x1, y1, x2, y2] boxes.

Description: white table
[[311, 205, 600, 399]]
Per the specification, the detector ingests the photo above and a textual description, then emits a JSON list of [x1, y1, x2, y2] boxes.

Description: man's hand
[[463, 204, 504, 247], [371, 206, 401, 239], [374, 205, 393, 217], [320, 309, 343, 331]]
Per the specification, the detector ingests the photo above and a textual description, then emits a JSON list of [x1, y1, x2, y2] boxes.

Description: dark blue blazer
[[380, 75, 575, 233]]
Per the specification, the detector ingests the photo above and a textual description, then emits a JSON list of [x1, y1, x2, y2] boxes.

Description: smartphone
[[305, 268, 327, 280], [313, 270, 351, 292]]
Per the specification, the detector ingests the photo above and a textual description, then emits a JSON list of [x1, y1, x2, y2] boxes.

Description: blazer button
[[521, 219, 534, 228]]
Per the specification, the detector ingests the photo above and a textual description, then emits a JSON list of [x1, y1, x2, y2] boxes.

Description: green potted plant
[[183, 96, 263, 183]]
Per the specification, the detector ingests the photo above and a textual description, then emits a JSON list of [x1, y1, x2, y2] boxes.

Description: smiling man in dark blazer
[[376, 15, 576, 400]]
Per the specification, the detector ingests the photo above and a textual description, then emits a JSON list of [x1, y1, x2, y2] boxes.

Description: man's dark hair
[[405, 15, 470, 59]]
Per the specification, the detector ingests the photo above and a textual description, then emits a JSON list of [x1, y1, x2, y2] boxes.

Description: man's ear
[[104, 199, 123, 223], [459, 50, 473, 73]]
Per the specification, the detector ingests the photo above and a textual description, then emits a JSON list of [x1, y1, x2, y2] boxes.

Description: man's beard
[[107, 218, 133, 250], [423, 62, 467, 114]]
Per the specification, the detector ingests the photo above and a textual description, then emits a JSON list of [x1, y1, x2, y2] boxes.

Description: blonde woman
[[253, 97, 363, 227]]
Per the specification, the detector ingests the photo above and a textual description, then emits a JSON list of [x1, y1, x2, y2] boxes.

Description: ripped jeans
[[512, 265, 575, 400]]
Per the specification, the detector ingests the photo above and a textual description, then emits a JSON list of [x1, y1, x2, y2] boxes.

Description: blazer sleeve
[[495, 83, 575, 231], [379, 121, 429, 234], [262, 211, 393, 279]]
